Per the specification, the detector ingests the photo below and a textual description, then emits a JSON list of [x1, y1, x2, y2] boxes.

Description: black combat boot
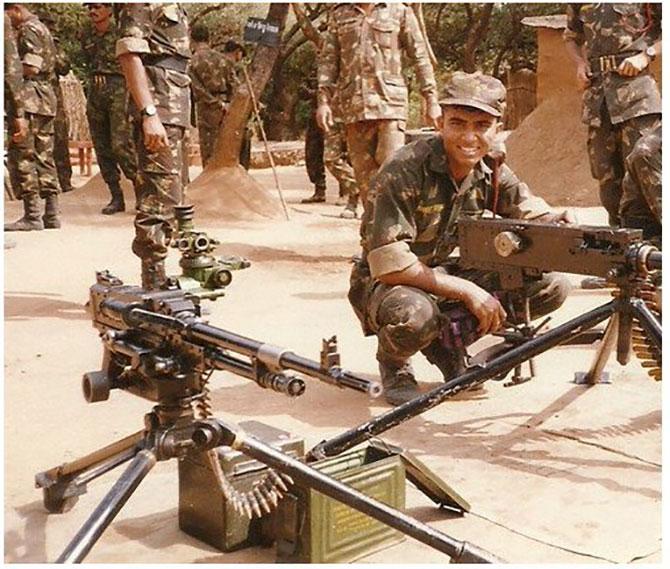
[[5, 194, 44, 231], [43, 194, 62, 229], [378, 356, 419, 406], [339, 193, 358, 219], [301, 184, 326, 204], [422, 339, 486, 392], [141, 260, 167, 291], [102, 185, 125, 215]]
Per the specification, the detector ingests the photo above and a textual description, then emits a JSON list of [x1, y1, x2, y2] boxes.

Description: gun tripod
[[308, 272, 661, 461], [36, 389, 499, 564]]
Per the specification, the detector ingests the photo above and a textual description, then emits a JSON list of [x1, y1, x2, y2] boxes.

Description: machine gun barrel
[[192, 419, 502, 564], [121, 306, 381, 397]]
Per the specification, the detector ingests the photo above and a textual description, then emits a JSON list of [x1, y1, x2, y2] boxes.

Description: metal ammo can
[[273, 447, 405, 563], [178, 420, 304, 552]]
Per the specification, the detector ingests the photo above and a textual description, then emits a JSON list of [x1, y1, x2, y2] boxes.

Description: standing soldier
[[188, 24, 236, 168], [38, 12, 74, 195], [4, 3, 62, 232], [293, 3, 359, 216], [115, 3, 191, 290], [564, 4, 661, 226], [82, 3, 138, 215], [316, 3, 440, 218]]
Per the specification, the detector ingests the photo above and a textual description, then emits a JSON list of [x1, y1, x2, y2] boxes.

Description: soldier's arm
[[563, 4, 590, 89], [116, 5, 168, 152], [315, 13, 338, 132], [398, 6, 440, 126], [495, 164, 574, 223], [366, 163, 506, 334], [19, 25, 46, 78], [619, 5, 662, 78]]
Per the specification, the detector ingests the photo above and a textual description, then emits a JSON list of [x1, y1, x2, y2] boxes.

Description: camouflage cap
[[438, 71, 506, 118]]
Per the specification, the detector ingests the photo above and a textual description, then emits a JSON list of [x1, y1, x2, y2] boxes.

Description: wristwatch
[[645, 46, 657, 61], [140, 104, 157, 118]]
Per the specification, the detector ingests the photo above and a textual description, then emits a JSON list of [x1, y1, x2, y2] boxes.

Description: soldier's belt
[[144, 55, 188, 74], [589, 51, 638, 74], [91, 73, 123, 88]]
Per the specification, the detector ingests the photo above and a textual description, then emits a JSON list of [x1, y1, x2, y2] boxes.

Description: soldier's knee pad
[[374, 286, 441, 355]]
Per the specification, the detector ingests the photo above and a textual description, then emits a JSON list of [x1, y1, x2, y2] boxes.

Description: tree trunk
[[209, 3, 289, 169], [463, 4, 493, 73], [187, 4, 290, 221]]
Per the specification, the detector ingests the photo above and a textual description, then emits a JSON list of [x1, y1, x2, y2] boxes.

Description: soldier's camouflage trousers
[[351, 265, 570, 366], [87, 77, 138, 190], [132, 124, 186, 264], [305, 111, 326, 190], [54, 90, 72, 192], [7, 112, 60, 199], [324, 119, 357, 199], [196, 102, 224, 167], [620, 124, 662, 240], [346, 119, 405, 211], [587, 109, 659, 225]]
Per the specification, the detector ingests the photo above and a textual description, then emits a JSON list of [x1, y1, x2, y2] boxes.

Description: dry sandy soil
[[3, 163, 661, 563]]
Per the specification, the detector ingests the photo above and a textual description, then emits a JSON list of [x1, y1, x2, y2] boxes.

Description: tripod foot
[[573, 371, 611, 385], [42, 486, 79, 514]]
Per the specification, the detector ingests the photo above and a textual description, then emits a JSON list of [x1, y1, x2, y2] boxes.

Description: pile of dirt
[[62, 165, 285, 222], [506, 93, 599, 208]]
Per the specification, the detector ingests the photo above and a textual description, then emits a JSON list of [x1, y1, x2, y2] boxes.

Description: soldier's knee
[[374, 286, 441, 356], [531, 273, 571, 318]]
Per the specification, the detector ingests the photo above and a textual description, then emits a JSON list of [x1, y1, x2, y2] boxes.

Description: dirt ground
[[3, 163, 661, 563]]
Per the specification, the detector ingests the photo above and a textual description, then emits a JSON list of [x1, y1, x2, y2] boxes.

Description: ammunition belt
[[144, 55, 188, 74], [589, 51, 639, 74]]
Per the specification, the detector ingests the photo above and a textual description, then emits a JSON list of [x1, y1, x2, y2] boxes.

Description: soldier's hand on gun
[[316, 103, 334, 133], [576, 62, 591, 89], [462, 283, 507, 335], [534, 208, 577, 224], [142, 115, 169, 152], [618, 53, 650, 77], [11, 118, 28, 143]]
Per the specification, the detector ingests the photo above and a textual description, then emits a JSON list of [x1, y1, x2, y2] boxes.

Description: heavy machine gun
[[308, 219, 661, 461], [35, 207, 498, 564]]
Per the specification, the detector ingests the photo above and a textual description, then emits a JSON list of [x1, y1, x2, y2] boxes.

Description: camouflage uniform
[[291, 4, 358, 205], [318, 3, 438, 214], [6, 13, 61, 231], [4, 18, 24, 200], [4, 18, 24, 130], [52, 36, 73, 194], [81, 19, 138, 210], [116, 3, 190, 286], [188, 43, 235, 167], [565, 4, 661, 225], [620, 123, 661, 242], [350, 134, 570, 374]]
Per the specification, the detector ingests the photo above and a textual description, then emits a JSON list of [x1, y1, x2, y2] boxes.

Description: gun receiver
[[84, 271, 381, 404], [308, 219, 662, 461], [458, 218, 660, 288]]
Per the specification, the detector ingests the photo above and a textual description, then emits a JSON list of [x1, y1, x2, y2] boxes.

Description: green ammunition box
[[178, 420, 304, 552], [274, 447, 405, 563]]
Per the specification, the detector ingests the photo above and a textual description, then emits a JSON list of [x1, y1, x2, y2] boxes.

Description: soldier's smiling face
[[439, 106, 499, 177]]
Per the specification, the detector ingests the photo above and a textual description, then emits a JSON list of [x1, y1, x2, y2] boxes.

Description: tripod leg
[[56, 449, 157, 563], [574, 314, 618, 385], [194, 422, 502, 563], [36, 431, 144, 514]]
